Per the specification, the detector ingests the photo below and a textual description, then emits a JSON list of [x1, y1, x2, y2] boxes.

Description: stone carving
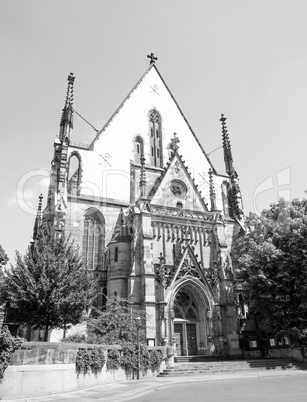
[[150, 206, 215, 221]]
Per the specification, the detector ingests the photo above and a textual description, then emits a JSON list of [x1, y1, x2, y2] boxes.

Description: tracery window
[[134, 135, 144, 163], [149, 109, 163, 167], [82, 209, 105, 271], [174, 289, 198, 320]]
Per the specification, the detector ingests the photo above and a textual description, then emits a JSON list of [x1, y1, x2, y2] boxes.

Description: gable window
[[134, 135, 144, 163], [149, 109, 163, 167]]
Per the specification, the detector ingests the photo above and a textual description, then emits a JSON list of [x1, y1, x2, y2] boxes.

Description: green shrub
[[62, 333, 87, 343], [75, 348, 105, 375], [120, 342, 150, 375], [0, 326, 24, 383], [106, 349, 121, 371], [149, 349, 163, 371], [76, 349, 91, 374], [89, 348, 105, 371]]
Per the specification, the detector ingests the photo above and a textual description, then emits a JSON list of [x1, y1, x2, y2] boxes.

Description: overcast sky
[[1, 0, 307, 263]]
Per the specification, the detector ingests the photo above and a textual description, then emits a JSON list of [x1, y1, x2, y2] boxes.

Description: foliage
[[149, 349, 163, 371], [0, 245, 8, 268], [120, 342, 150, 375], [61, 333, 88, 343], [1, 228, 97, 341], [0, 245, 9, 304], [87, 296, 146, 345], [75, 348, 105, 375], [0, 326, 24, 383], [106, 348, 121, 371], [235, 199, 307, 336]]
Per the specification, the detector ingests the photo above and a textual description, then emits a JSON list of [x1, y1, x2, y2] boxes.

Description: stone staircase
[[158, 357, 307, 377]]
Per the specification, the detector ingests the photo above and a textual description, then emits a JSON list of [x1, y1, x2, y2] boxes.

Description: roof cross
[[147, 52, 158, 64]]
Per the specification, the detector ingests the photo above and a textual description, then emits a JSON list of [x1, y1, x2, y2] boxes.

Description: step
[[158, 359, 307, 377]]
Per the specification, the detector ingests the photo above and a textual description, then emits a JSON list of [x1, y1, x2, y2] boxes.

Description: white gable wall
[[67, 67, 223, 206]]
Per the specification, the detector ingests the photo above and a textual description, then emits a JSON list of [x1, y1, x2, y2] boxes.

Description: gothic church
[[42, 54, 244, 356]]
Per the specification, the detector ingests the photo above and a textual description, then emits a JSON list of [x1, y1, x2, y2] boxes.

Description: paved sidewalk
[[2, 370, 307, 402]]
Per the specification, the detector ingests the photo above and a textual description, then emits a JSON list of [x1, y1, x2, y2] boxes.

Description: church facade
[[42, 55, 244, 356]]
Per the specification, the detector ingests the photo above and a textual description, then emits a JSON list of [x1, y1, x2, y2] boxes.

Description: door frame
[[173, 319, 198, 356]]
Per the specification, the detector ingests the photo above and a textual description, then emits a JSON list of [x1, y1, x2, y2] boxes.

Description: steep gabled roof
[[85, 62, 215, 172]]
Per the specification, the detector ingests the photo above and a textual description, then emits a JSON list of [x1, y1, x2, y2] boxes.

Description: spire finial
[[147, 52, 158, 64], [220, 114, 234, 175], [170, 132, 180, 152], [38, 193, 43, 215], [60, 73, 75, 136], [140, 154, 147, 197], [33, 194, 43, 241], [209, 169, 217, 211]]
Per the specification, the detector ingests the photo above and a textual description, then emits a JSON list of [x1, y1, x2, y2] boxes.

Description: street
[[129, 376, 307, 402]]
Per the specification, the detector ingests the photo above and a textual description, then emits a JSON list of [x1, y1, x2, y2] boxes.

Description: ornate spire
[[147, 52, 158, 64], [208, 169, 217, 211], [220, 114, 234, 175], [169, 132, 180, 153], [59, 73, 75, 140], [33, 194, 43, 241], [140, 154, 147, 197]]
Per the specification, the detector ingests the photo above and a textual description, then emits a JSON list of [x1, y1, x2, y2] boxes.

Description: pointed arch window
[[134, 135, 144, 163], [82, 209, 105, 271], [221, 182, 230, 218], [149, 109, 163, 167], [68, 152, 82, 195], [114, 247, 118, 262]]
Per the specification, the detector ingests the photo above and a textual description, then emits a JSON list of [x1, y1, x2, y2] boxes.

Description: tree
[[0, 245, 8, 269], [234, 199, 307, 337], [0, 245, 9, 322], [1, 229, 97, 341], [87, 296, 146, 345]]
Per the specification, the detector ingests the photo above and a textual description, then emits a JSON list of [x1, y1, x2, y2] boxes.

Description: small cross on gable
[[147, 52, 158, 64]]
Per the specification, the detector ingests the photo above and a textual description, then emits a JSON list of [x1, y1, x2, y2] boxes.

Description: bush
[[106, 349, 121, 371], [62, 333, 87, 343], [149, 349, 163, 371], [0, 326, 24, 383], [120, 342, 150, 375], [75, 348, 105, 375]]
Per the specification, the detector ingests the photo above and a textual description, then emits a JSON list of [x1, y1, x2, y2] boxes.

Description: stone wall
[[243, 347, 304, 361], [0, 342, 166, 400]]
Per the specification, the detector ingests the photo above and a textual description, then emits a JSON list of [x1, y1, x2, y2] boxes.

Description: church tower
[[42, 54, 244, 356]]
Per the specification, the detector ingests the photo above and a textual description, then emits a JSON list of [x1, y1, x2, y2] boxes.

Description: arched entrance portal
[[174, 287, 203, 356]]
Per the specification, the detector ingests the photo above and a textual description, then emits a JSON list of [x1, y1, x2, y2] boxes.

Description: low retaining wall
[[243, 347, 304, 361], [0, 342, 166, 400]]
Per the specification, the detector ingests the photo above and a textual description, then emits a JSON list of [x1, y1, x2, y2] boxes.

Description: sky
[[1, 0, 307, 264]]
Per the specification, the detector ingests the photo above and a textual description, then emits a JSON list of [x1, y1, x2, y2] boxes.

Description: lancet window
[[221, 182, 230, 218], [67, 152, 82, 195], [149, 109, 163, 167], [82, 208, 105, 271], [134, 135, 144, 163]]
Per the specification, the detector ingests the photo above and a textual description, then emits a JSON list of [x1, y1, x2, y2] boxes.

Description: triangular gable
[[85, 64, 215, 173], [166, 245, 214, 292], [68, 60, 219, 208], [149, 150, 208, 212], [88, 64, 153, 148]]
